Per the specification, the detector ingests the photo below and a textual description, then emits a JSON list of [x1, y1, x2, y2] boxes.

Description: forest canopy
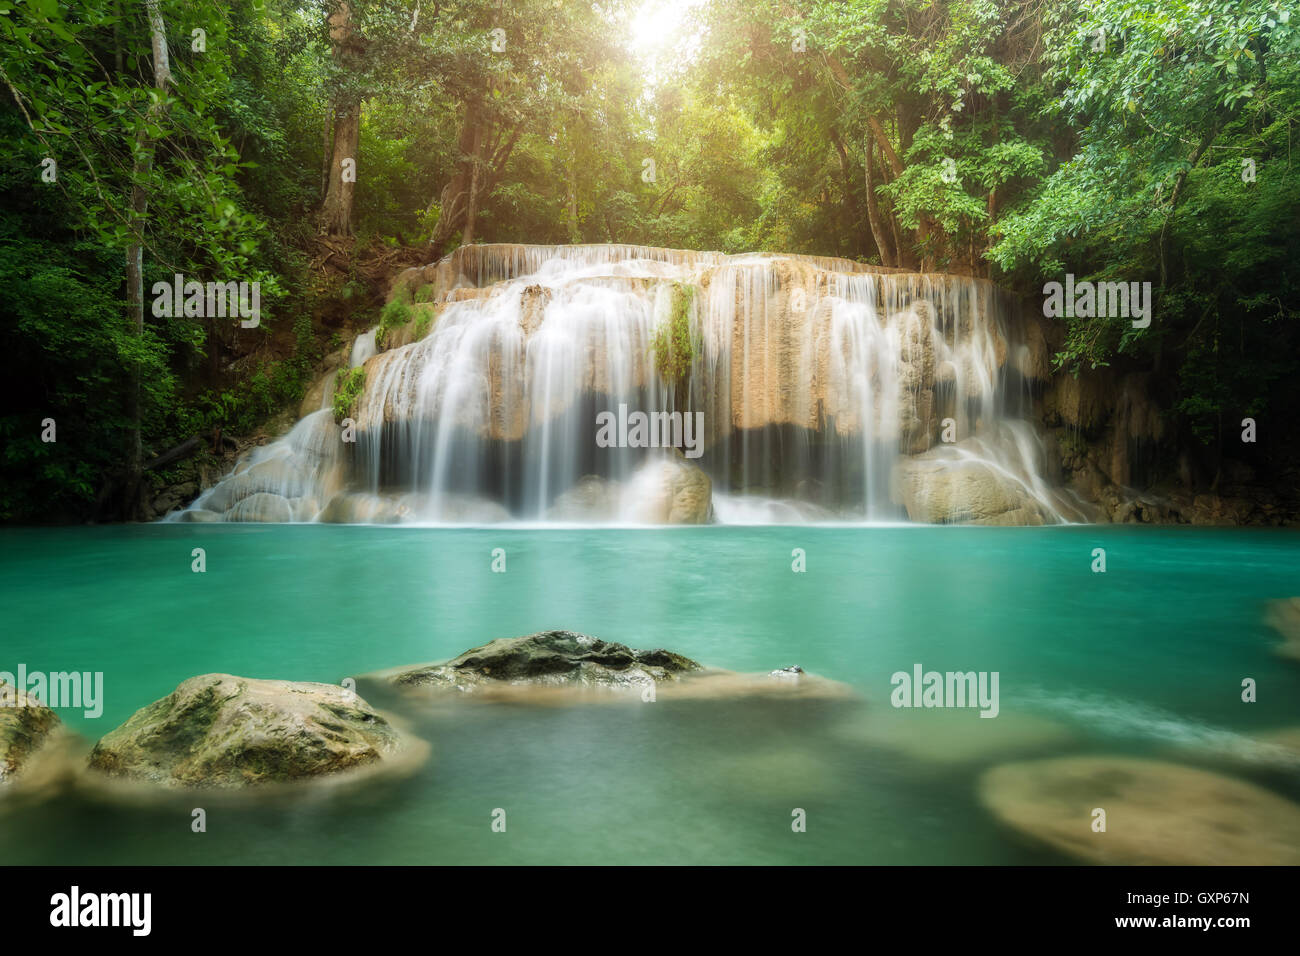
[[1, 0, 1297, 521]]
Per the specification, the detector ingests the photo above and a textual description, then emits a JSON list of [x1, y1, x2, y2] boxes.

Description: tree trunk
[[320, 107, 334, 200], [567, 141, 580, 243], [461, 123, 484, 246], [125, 0, 172, 519], [829, 129, 864, 259], [319, 2, 361, 237], [320, 96, 359, 236], [429, 100, 482, 258], [863, 139, 894, 267]]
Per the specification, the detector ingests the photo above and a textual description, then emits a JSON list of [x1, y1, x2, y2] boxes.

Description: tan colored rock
[[1266, 598, 1300, 661], [224, 491, 293, 522], [837, 708, 1073, 765], [201, 457, 308, 513], [367, 631, 854, 705], [980, 756, 1300, 865], [894, 448, 1047, 525], [298, 370, 338, 419], [87, 674, 416, 789], [1041, 368, 1113, 432], [0, 680, 61, 784], [1007, 312, 1052, 382], [547, 475, 620, 521], [625, 455, 713, 524]]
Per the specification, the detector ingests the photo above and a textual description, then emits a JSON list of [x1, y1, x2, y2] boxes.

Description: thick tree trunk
[[320, 96, 359, 236], [429, 100, 482, 259], [125, 0, 172, 519], [319, 2, 362, 237]]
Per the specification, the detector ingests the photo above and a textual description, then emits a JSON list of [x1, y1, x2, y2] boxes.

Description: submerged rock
[[835, 708, 1073, 766], [978, 756, 1300, 865], [0, 679, 61, 784], [87, 674, 409, 789], [1266, 598, 1300, 662]]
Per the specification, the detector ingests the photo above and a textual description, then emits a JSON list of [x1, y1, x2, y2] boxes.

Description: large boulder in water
[[625, 455, 714, 524], [0, 679, 61, 784], [894, 446, 1048, 525], [978, 756, 1300, 865], [367, 632, 855, 704], [372, 631, 703, 695], [87, 675, 410, 789]]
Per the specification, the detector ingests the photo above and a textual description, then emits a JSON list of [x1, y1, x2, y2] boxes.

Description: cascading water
[[180, 244, 1091, 525]]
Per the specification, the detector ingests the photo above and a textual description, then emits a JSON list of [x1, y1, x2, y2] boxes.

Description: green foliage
[[412, 306, 435, 341], [376, 298, 412, 349], [332, 366, 367, 422], [990, 0, 1300, 445], [2, 0, 1298, 518], [650, 284, 698, 383]]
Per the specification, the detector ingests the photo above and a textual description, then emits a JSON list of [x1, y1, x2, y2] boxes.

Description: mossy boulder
[[374, 630, 702, 695], [366, 630, 855, 704], [87, 674, 408, 789], [0, 679, 61, 784]]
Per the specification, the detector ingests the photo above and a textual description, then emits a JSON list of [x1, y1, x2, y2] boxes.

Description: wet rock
[[625, 454, 713, 524], [1266, 598, 1300, 662], [547, 475, 620, 521], [319, 492, 405, 524], [367, 631, 855, 704], [224, 491, 294, 522], [894, 447, 1048, 525], [298, 369, 338, 419], [372, 630, 703, 695], [835, 708, 1073, 766], [87, 674, 410, 789], [0, 679, 61, 784], [978, 756, 1300, 865], [200, 458, 308, 513]]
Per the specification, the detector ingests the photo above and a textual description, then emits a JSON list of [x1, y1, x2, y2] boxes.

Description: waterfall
[[179, 243, 1087, 525]]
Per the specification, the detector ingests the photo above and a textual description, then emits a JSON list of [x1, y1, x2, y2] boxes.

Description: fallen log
[[144, 435, 202, 472]]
